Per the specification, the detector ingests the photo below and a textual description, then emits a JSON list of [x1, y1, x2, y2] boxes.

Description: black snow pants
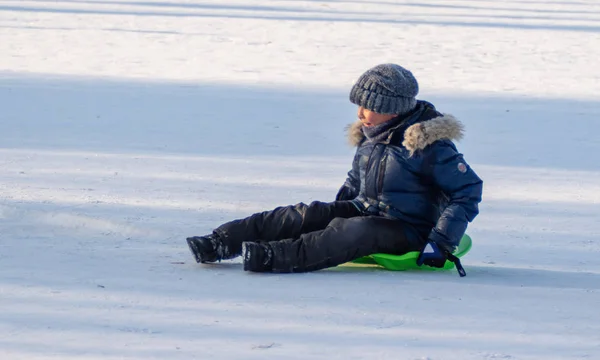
[[214, 200, 424, 273]]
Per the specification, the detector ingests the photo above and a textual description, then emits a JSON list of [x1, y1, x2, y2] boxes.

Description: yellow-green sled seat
[[351, 234, 472, 271]]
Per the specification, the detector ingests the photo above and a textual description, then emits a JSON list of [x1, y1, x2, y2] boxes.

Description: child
[[187, 64, 483, 275]]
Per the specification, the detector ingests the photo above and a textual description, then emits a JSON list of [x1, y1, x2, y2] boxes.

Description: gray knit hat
[[349, 64, 419, 115]]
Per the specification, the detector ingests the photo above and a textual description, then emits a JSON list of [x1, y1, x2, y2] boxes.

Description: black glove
[[417, 241, 466, 277], [416, 241, 447, 268]]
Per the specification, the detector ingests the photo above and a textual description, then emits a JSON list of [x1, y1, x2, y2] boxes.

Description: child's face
[[357, 106, 396, 127]]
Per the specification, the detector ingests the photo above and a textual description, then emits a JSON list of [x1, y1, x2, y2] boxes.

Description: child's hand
[[416, 241, 447, 268], [417, 240, 467, 277]]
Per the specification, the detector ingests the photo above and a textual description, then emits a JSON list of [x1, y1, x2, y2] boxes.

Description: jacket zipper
[[377, 151, 388, 197], [364, 145, 379, 201], [364, 145, 377, 177]]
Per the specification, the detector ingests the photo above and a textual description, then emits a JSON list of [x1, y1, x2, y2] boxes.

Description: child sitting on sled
[[186, 63, 483, 274]]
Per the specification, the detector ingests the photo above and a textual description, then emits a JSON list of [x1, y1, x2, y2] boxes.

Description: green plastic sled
[[351, 234, 472, 271]]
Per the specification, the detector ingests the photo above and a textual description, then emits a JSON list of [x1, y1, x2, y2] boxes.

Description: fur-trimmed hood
[[346, 113, 464, 154]]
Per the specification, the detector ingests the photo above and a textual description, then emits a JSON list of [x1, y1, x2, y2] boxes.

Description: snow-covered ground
[[1, 0, 600, 359]]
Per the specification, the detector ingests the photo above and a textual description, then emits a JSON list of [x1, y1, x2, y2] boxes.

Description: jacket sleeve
[[424, 140, 483, 252], [335, 152, 361, 201]]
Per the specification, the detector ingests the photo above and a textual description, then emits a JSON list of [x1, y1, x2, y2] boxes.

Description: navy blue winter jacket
[[336, 101, 483, 252]]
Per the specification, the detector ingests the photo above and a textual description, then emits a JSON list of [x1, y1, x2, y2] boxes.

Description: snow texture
[[1, 0, 600, 359]]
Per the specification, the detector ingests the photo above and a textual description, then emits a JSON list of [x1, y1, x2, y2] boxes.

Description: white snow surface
[[1, 0, 600, 359]]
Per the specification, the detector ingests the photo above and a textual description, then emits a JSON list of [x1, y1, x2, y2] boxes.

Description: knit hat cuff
[[349, 84, 417, 115]]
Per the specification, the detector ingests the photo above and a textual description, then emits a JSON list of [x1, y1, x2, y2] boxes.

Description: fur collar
[[346, 114, 464, 154]]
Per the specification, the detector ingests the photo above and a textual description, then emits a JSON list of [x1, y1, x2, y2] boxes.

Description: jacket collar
[[346, 101, 464, 154]]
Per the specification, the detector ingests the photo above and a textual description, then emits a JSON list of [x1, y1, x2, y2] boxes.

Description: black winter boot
[[186, 234, 222, 263], [242, 242, 273, 272]]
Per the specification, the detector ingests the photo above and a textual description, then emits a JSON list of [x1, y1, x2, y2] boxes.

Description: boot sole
[[186, 238, 203, 263], [242, 242, 252, 271]]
